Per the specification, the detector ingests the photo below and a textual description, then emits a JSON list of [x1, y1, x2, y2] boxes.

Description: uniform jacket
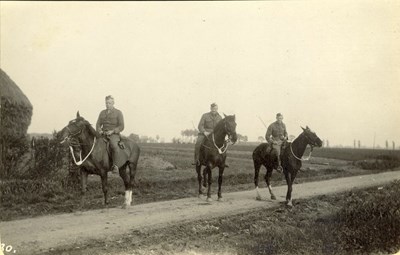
[[96, 108, 124, 134], [265, 121, 288, 143], [198, 112, 222, 133]]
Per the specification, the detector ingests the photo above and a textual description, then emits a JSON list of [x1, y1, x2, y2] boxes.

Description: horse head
[[223, 114, 238, 144], [59, 111, 98, 145], [301, 126, 323, 148]]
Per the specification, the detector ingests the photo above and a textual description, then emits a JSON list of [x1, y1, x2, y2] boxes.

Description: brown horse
[[196, 114, 238, 202], [252, 126, 322, 206], [59, 112, 140, 208]]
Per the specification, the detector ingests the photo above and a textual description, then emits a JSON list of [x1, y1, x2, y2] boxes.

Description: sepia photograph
[[1, 1, 399, 254]]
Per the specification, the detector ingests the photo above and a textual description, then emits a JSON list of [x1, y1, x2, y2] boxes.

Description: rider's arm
[[198, 114, 206, 134], [283, 124, 288, 140], [113, 110, 124, 134], [265, 124, 273, 143], [96, 111, 103, 133]]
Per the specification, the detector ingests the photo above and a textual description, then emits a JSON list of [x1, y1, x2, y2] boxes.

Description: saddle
[[102, 134, 126, 151]]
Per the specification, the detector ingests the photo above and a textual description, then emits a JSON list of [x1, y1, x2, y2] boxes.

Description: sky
[[1, 1, 399, 147]]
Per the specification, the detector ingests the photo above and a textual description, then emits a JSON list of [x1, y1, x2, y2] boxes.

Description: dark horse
[[196, 114, 238, 202], [252, 126, 322, 206], [59, 112, 140, 208]]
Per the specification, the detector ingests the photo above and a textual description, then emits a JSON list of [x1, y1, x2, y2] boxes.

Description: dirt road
[[1, 171, 399, 255]]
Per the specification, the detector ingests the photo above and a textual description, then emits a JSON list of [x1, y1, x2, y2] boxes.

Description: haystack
[[0, 68, 33, 172]]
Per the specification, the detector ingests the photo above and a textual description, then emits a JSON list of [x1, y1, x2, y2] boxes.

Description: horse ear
[[223, 113, 227, 118], [77, 111, 80, 118], [233, 114, 236, 120], [306, 125, 310, 130], [301, 126, 306, 131]]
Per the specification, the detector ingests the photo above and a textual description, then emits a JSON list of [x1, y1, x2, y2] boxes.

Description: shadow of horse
[[59, 112, 140, 208], [252, 126, 322, 206], [196, 114, 238, 202]]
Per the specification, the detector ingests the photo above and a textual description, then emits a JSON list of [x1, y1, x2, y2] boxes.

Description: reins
[[290, 142, 313, 161], [212, 133, 230, 154], [69, 137, 97, 166]]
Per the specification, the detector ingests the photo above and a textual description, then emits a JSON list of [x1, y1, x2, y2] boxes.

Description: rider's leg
[[273, 142, 283, 173], [194, 134, 205, 165], [109, 134, 122, 173]]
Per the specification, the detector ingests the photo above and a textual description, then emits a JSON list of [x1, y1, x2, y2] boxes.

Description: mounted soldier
[[96, 95, 125, 173], [265, 113, 288, 173], [193, 103, 222, 166]]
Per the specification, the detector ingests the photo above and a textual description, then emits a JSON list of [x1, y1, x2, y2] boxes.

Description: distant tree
[[172, 137, 182, 144], [386, 140, 389, 150], [258, 136, 265, 143], [140, 135, 149, 143], [156, 134, 160, 143], [236, 133, 248, 143], [180, 129, 197, 144], [358, 140, 361, 149]]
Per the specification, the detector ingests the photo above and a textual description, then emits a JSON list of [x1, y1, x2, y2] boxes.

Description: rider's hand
[[105, 130, 114, 136], [203, 131, 210, 136]]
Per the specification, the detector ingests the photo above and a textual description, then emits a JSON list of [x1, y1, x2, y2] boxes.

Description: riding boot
[[276, 155, 283, 173]]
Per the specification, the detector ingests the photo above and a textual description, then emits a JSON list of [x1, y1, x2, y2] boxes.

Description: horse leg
[[127, 161, 138, 206], [287, 169, 298, 207], [217, 166, 225, 201], [202, 167, 208, 188], [119, 164, 130, 209], [100, 173, 109, 205], [265, 166, 276, 200], [80, 168, 88, 195], [284, 171, 293, 207], [80, 168, 88, 207], [196, 165, 205, 197], [206, 167, 213, 202], [253, 161, 262, 201]]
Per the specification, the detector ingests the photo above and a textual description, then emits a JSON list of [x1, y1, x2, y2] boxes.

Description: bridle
[[61, 122, 96, 166], [290, 132, 318, 161], [206, 119, 235, 155]]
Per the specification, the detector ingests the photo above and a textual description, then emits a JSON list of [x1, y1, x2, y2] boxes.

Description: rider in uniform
[[265, 113, 288, 173], [96, 95, 124, 173], [193, 103, 222, 166]]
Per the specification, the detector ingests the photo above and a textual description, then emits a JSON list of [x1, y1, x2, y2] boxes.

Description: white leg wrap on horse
[[128, 190, 132, 205], [125, 191, 129, 206]]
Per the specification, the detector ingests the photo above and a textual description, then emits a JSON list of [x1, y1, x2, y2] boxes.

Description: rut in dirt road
[[1, 171, 399, 255]]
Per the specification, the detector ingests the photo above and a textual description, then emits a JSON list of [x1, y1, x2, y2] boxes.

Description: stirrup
[[276, 166, 283, 173]]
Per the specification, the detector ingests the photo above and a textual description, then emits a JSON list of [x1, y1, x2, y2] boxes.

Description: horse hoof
[[271, 195, 277, 200], [206, 197, 213, 202], [217, 197, 224, 202], [256, 196, 262, 201], [286, 201, 293, 207]]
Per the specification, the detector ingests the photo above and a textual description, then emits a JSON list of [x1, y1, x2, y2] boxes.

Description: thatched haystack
[[0, 68, 33, 173]]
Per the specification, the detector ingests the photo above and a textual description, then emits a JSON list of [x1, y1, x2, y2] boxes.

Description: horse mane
[[213, 117, 226, 132], [83, 120, 101, 138]]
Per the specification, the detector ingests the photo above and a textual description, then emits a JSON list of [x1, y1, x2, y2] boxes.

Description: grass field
[[1, 143, 399, 221]]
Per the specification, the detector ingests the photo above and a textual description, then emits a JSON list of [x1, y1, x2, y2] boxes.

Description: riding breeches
[[194, 134, 206, 163], [270, 141, 283, 167], [108, 134, 125, 168]]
